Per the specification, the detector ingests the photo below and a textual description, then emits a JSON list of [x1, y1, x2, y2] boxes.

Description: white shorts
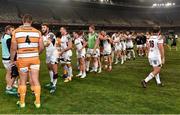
[[121, 42, 126, 51], [76, 48, 86, 58], [2, 60, 11, 70], [115, 44, 122, 51], [126, 42, 134, 49], [137, 45, 143, 49], [148, 57, 162, 67], [60, 50, 72, 64], [86, 48, 100, 58], [46, 50, 59, 64], [19, 64, 40, 73], [102, 48, 112, 56]]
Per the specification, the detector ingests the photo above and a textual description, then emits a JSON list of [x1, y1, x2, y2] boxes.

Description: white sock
[[121, 56, 124, 62], [155, 73, 161, 84], [53, 79, 57, 87], [68, 66, 73, 77], [112, 53, 114, 62], [94, 61, 98, 72], [86, 61, 90, 71], [49, 71, 54, 83], [6, 86, 12, 90], [145, 73, 154, 83], [83, 71, 86, 76], [79, 71, 82, 75], [115, 58, 118, 62], [123, 55, 126, 61], [132, 50, 135, 58]]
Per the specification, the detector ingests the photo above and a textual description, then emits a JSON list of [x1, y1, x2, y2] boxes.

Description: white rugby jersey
[[126, 35, 133, 47], [60, 34, 72, 50], [74, 36, 84, 51], [112, 34, 120, 46], [42, 32, 56, 55], [103, 38, 111, 51], [148, 35, 163, 59]]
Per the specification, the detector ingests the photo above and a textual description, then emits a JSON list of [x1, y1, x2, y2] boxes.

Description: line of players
[[42, 24, 159, 93], [2, 24, 164, 94], [1, 15, 165, 108]]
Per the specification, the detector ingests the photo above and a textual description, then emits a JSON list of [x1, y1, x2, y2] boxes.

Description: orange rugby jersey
[[12, 25, 41, 59]]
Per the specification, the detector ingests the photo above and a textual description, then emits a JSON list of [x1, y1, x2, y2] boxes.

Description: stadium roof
[[5, 0, 180, 8]]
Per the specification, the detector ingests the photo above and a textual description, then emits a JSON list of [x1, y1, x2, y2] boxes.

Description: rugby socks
[[63, 65, 68, 75], [145, 73, 154, 83], [6, 86, 12, 90], [49, 71, 54, 83], [123, 55, 127, 61], [53, 73, 58, 87], [34, 86, 41, 104], [94, 61, 98, 72], [86, 61, 90, 71], [68, 66, 73, 77], [121, 56, 124, 64], [79, 71, 82, 75], [19, 85, 27, 104], [115, 57, 119, 63], [155, 73, 161, 84], [132, 50, 136, 58]]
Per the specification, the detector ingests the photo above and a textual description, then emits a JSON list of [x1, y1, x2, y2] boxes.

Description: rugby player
[[141, 27, 165, 88], [41, 23, 59, 93], [10, 14, 44, 108], [1, 25, 18, 95]]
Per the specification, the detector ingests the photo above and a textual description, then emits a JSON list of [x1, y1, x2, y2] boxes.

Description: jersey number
[[149, 40, 154, 48]]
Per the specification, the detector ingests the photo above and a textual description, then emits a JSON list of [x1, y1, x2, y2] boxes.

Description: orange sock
[[19, 85, 27, 104], [34, 86, 41, 104]]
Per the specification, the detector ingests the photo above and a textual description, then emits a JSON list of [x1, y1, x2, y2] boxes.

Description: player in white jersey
[[141, 27, 165, 88], [99, 31, 113, 71], [59, 27, 73, 83], [112, 32, 121, 64], [73, 31, 87, 78], [111, 32, 117, 63], [126, 32, 135, 60], [121, 33, 127, 62], [41, 23, 59, 93]]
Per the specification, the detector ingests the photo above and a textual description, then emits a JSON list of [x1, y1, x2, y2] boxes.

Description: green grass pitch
[[0, 41, 179, 114]]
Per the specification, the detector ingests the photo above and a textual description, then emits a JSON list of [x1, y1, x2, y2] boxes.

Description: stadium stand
[[0, 0, 180, 28]]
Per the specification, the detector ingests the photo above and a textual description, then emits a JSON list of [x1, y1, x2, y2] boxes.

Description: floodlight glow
[[152, 2, 175, 8]]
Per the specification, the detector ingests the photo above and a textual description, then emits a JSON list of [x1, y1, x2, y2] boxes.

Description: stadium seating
[[0, 0, 180, 27], [0, 1, 19, 21]]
